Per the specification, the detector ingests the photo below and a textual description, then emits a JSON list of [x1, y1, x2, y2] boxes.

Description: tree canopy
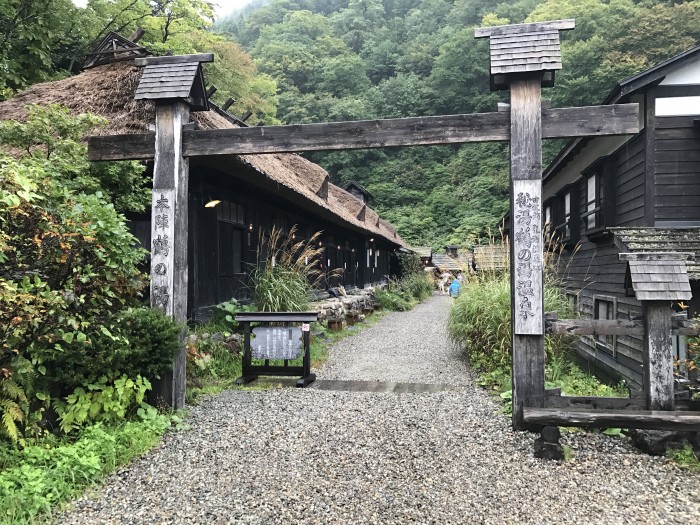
[[214, 0, 700, 247]]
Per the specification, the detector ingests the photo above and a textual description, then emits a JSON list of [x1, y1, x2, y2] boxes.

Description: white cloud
[[212, 0, 256, 17]]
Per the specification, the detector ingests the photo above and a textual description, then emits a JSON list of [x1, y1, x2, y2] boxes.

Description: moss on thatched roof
[[0, 61, 405, 247]]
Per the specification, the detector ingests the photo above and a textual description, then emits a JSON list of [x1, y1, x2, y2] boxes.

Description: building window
[[543, 201, 554, 242], [216, 200, 245, 277], [594, 296, 616, 355], [556, 190, 571, 240], [673, 335, 687, 362], [544, 203, 552, 227], [584, 172, 604, 231], [554, 184, 579, 246], [216, 200, 245, 225]]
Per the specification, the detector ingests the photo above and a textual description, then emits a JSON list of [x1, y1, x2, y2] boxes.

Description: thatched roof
[[0, 61, 406, 247], [410, 246, 432, 258], [431, 253, 463, 272]]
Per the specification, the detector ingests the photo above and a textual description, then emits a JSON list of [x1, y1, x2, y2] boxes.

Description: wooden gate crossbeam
[[88, 104, 639, 161]]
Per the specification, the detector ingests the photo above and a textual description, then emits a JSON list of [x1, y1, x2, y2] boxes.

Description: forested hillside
[[3, 1, 699, 248], [217, 0, 700, 247]]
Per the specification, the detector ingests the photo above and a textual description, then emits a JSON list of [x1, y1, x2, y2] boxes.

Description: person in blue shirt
[[448, 278, 461, 298]]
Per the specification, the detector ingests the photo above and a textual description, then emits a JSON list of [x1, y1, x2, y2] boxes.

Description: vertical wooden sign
[[151, 189, 175, 316], [151, 102, 190, 409], [512, 181, 543, 335]]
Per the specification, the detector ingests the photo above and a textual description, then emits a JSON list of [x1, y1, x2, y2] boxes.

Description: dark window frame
[[582, 158, 606, 234], [593, 295, 617, 356], [216, 199, 246, 278], [543, 199, 554, 242], [554, 183, 579, 246], [582, 156, 615, 239]]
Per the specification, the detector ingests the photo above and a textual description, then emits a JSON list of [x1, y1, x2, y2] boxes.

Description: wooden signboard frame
[[235, 312, 319, 388]]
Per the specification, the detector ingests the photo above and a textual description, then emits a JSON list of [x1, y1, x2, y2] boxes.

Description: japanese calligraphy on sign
[[150, 190, 175, 315], [251, 326, 303, 360], [513, 180, 543, 335]]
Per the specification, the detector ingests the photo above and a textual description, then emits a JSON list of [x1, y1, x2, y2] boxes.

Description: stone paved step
[[312, 379, 461, 393]]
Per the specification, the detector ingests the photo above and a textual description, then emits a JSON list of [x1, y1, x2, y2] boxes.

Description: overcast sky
[[71, 1, 256, 18], [212, 0, 255, 17]]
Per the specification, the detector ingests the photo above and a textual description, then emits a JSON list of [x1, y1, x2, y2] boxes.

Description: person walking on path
[[449, 277, 461, 297], [438, 271, 451, 295]]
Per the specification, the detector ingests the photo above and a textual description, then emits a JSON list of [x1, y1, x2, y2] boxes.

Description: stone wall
[[311, 288, 378, 322]]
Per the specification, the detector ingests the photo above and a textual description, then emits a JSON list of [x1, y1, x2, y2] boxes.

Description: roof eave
[[545, 43, 700, 182]]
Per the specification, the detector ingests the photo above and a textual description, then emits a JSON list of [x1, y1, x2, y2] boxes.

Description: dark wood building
[[0, 34, 406, 322], [542, 45, 700, 386]]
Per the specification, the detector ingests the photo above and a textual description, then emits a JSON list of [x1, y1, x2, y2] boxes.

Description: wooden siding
[[654, 116, 700, 224], [556, 132, 650, 385], [191, 173, 394, 320], [613, 133, 646, 226], [559, 236, 644, 386]]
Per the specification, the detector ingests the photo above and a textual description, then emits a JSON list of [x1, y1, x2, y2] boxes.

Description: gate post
[[476, 20, 575, 430], [149, 101, 190, 409], [509, 77, 545, 430], [643, 301, 675, 410], [132, 53, 214, 408], [620, 252, 694, 411]]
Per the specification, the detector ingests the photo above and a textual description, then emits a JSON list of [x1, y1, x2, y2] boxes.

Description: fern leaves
[[0, 377, 27, 443]]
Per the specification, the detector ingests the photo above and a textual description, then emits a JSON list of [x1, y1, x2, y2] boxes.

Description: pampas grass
[[250, 225, 335, 312]]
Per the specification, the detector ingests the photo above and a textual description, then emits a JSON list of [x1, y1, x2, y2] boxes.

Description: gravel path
[[60, 294, 700, 524]]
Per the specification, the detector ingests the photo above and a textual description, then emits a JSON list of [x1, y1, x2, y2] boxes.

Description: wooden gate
[[87, 19, 699, 432]]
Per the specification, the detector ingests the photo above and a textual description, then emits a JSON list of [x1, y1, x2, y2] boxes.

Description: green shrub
[[373, 266, 432, 312], [0, 107, 151, 441], [547, 365, 628, 397], [375, 288, 412, 311], [108, 307, 182, 381], [54, 375, 152, 434], [399, 271, 433, 301], [43, 306, 181, 399], [211, 299, 256, 332], [186, 323, 244, 399], [0, 415, 170, 523]]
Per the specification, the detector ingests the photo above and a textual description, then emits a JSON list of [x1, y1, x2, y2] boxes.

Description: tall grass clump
[[397, 251, 434, 301], [448, 276, 512, 371], [250, 225, 327, 312], [448, 242, 575, 374]]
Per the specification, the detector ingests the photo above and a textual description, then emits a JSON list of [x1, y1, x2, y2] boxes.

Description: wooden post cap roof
[[620, 252, 693, 301], [475, 19, 575, 91], [134, 54, 215, 112]]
